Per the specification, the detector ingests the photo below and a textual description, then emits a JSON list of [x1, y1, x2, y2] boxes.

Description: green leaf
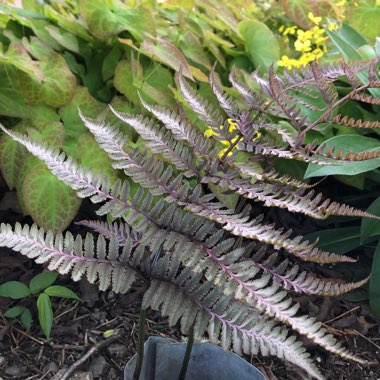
[[114, 59, 175, 108], [238, 20, 279, 73], [21, 53, 76, 107], [361, 197, 380, 243], [0, 281, 31, 299], [335, 173, 366, 190], [44, 286, 81, 301], [3, 306, 27, 318], [326, 28, 380, 98], [79, 0, 155, 41], [45, 25, 80, 53], [305, 135, 380, 178], [303, 227, 361, 255], [0, 42, 43, 80], [28, 120, 65, 150], [59, 86, 106, 143], [347, 4, 380, 41], [0, 122, 29, 189], [140, 38, 194, 80], [280, 0, 335, 29], [21, 308, 32, 331], [102, 46, 122, 81], [37, 293, 53, 339], [179, 31, 211, 70], [370, 240, 380, 317], [0, 65, 58, 121], [29, 272, 59, 294], [77, 134, 120, 183], [22, 163, 81, 234]]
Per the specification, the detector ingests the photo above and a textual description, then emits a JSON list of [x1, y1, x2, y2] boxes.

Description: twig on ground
[[58, 328, 125, 380], [324, 306, 360, 325]]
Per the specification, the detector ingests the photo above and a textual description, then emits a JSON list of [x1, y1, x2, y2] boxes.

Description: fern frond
[[229, 68, 268, 113], [82, 113, 199, 178], [253, 251, 369, 296], [310, 62, 338, 106], [178, 72, 226, 137], [76, 220, 134, 245], [75, 117, 361, 263], [268, 67, 306, 131], [349, 92, 380, 105], [209, 66, 241, 119], [0, 223, 144, 293], [314, 144, 380, 161], [240, 140, 343, 165], [112, 100, 215, 162], [333, 114, 380, 129], [145, 258, 325, 380]]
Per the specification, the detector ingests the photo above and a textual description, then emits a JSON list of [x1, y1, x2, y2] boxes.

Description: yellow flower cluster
[[204, 119, 239, 157], [278, 12, 339, 70], [204, 119, 261, 158]]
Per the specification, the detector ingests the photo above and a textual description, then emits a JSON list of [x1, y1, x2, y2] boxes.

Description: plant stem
[[133, 307, 147, 380], [178, 323, 195, 380]]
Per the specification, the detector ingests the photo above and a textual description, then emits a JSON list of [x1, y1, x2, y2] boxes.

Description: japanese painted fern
[[1, 60, 379, 380]]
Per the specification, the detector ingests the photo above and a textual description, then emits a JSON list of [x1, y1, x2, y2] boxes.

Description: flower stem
[[178, 323, 195, 380], [133, 307, 147, 380]]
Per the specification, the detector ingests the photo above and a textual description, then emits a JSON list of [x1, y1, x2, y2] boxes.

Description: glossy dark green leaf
[[305, 135, 380, 178], [303, 227, 361, 255], [361, 197, 380, 243], [29, 272, 59, 294], [0, 281, 31, 299], [37, 293, 53, 339]]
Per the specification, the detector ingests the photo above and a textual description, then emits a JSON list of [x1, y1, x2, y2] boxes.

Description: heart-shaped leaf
[[22, 163, 81, 233]]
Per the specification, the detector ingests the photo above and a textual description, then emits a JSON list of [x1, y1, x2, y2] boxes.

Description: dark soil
[[1, 185, 380, 380]]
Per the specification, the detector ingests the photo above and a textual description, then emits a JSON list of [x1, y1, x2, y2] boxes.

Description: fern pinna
[[0, 59, 379, 379]]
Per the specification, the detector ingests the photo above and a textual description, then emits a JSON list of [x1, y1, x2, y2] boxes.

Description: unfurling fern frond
[[0, 59, 378, 380]]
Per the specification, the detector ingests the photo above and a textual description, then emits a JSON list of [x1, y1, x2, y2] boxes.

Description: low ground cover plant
[[0, 271, 80, 338]]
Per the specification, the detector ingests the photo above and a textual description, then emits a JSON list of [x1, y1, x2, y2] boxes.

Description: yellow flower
[[295, 39, 311, 52], [327, 22, 338, 31], [218, 148, 232, 158], [284, 26, 297, 35], [204, 119, 241, 158], [278, 55, 298, 70], [308, 12, 322, 25], [204, 128, 219, 138], [253, 131, 262, 142], [312, 48, 324, 59], [336, 0, 346, 5], [227, 118, 238, 133]]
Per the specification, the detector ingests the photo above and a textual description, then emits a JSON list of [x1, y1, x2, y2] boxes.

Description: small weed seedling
[[0, 271, 80, 339]]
